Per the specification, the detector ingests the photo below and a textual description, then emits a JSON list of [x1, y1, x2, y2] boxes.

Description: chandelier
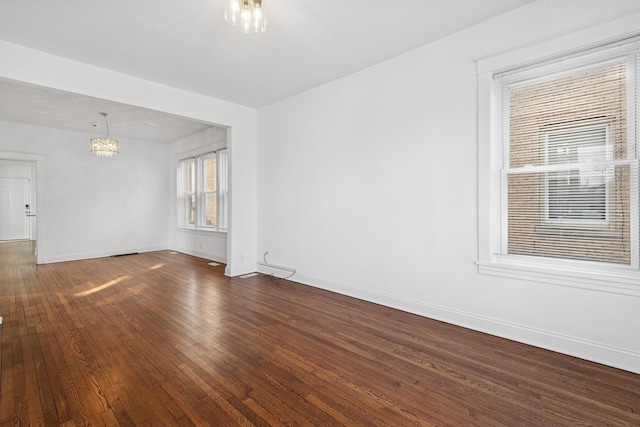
[[225, 0, 266, 33], [90, 112, 119, 158]]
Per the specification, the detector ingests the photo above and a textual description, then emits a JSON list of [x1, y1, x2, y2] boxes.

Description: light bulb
[[253, 7, 266, 32], [239, 4, 252, 33], [225, 0, 241, 24]]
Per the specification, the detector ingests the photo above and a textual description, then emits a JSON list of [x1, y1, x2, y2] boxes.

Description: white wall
[[0, 41, 258, 276], [169, 126, 228, 262], [0, 121, 169, 262], [257, 0, 640, 373]]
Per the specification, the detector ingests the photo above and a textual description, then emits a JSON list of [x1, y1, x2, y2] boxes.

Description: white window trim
[[477, 33, 640, 296], [177, 157, 196, 228]]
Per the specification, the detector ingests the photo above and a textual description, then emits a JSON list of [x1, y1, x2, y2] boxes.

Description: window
[[479, 35, 640, 291], [178, 150, 228, 230], [545, 125, 610, 224]]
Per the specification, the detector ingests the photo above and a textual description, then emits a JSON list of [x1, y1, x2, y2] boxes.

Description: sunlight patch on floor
[[74, 276, 130, 297]]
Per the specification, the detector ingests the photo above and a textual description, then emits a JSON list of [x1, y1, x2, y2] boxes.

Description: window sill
[[177, 226, 227, 235], [477, 258, 640, 296]]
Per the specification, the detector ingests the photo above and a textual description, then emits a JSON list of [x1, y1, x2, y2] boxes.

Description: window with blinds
[[492, 40, 639, 269], [177, 150, 228, 231]]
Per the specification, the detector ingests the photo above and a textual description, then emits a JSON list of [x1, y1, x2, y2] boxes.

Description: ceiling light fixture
[[225, 0, 266, 34], [90, 112, 119, 158]]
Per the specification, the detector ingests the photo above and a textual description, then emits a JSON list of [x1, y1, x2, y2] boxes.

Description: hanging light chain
[[100, 112, 110, 137]]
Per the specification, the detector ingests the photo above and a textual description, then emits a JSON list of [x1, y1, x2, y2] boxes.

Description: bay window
[[178, 150, 228, 230]]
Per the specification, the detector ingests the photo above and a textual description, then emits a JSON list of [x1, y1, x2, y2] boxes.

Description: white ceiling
[[0, 79, 213, 143], [0, 0, 534, 142]]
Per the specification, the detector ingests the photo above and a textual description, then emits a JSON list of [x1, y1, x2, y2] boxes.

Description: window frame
[[477, 33, 640, 296], [177, 149, 228, 232], [179, 158, 196, 227]]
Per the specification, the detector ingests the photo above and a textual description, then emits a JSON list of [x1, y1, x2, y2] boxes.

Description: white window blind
[[492, 40, 639, 269]]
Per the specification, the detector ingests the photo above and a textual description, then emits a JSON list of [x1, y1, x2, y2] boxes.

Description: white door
[[0, 178, 30, 240]]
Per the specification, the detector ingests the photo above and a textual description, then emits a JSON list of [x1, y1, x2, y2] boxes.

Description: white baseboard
[[225, 263, 258, 277], [169, 246, 227, 264], [42, 245, 167, 264], [264, 269, 640, 375], [256, 262, 295, 278]]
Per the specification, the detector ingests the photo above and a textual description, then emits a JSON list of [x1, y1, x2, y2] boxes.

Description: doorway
[[0, 159, 38, 260]]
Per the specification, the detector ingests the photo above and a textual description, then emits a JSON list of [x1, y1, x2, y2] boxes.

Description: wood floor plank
[[1, 241, 639, 426]]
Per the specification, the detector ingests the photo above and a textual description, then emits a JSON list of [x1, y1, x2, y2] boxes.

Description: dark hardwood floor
[[1, 240, 639, 426]]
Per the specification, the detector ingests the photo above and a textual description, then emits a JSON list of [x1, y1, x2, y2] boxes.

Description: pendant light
[[225, 0, 267, 34], [89, 112, 119, 158]]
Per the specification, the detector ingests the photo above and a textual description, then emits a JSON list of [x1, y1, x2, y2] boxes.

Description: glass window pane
[[205, 194, 217, 226], [506, 165, 631, 265], [188, 194, 196, 225], [204, 157, 216, 192], [186, 161, 195, 194], [508, 62, 627, 168]]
